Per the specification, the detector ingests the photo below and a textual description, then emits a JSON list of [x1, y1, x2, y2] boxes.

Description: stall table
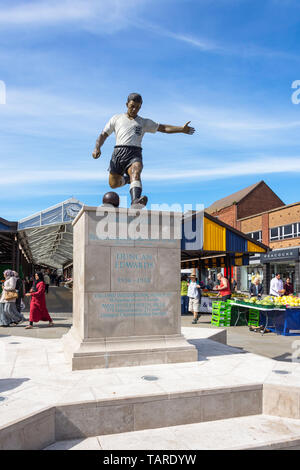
[[264, 307, 300, 336], [229, 302, 286, 335]]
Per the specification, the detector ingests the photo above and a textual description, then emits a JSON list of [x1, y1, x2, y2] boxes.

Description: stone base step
[[44, 414, 300, 450]]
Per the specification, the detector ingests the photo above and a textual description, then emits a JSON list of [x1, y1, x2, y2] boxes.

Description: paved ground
[[1, 326, 300, 450], [181, 314, 299, 362], [45, 415, 300, 450], [1, 286, 299, 362], [0, 286, 72, 339]]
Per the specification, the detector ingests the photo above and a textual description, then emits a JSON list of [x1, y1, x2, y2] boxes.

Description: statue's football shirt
[[103, 113, 159, 147]]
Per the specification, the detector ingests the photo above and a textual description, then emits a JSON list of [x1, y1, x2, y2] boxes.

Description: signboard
[[200, 296, 214, 313], [260, 248, 299, 263]]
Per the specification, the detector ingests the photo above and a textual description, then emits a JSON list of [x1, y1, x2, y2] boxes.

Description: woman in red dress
[[25, 272, 53, 329]]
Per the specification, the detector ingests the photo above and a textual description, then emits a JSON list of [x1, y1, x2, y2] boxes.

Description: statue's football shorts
[[108, 145, 143, 175]]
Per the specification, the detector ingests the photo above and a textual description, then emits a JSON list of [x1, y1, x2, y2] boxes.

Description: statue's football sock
[[130, 181, 147, 207]]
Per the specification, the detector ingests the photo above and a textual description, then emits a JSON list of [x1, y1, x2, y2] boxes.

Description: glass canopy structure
[[17, 198, 83, 269]]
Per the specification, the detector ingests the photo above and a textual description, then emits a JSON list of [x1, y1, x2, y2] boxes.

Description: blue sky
[[1, 0, 300, 220]]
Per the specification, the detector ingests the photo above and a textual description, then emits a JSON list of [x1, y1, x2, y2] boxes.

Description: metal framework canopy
[[17, 198, 83, 269]]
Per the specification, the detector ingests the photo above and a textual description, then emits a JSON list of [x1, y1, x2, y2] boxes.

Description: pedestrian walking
[[187, 274, 201, 324], [13, 271, 24, 314], [181, 276, 189, 315], [25, 272, 53, 329], [44, 272, 50, 294], [0, 270, 25, 327]]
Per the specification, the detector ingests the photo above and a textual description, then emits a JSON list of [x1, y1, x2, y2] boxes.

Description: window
[[282, 224, 293, 239], [270, 222, 300, 241], [294, 223, 300, 237], [248, 231, 262, 243], [270, 227, 280, 240]]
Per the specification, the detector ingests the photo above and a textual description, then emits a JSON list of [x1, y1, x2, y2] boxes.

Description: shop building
[[239, 202, 300, 294], [205, 180, 284, 230], [205, 180, 300, 294], [205, 180, 285, 292]]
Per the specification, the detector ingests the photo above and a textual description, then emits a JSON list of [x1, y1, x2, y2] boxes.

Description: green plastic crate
[[248, 308, 260, 327], [211, 319, 231, 327], [211, 305, 231, 326]]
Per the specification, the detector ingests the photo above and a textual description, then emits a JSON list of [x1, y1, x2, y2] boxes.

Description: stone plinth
[[63, 206, 197, 370]]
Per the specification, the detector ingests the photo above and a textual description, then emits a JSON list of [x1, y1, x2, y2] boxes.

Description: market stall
[[224, 295, 300, 336], [181, 211, 268, 313]]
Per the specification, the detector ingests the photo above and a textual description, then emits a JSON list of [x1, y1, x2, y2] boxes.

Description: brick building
[[206, 180, 284, 229], [206, 181, 300, 294], [239, 202, 300, 294]]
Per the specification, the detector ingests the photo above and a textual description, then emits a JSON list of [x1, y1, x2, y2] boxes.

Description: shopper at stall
[[231, 278, 238, 293], [206, 277, 214, 290], [284, 277, 294, 296], [181, 276, 189, 315], [214, 273, 231, 300], [24, 272, 53, 329], [0, 270, 25, 327], [187, 274, 201, 324], [269, 273, 285, 297], [249, 278, 263, 298]]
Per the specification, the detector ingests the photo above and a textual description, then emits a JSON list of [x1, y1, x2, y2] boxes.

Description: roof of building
[[17, 198, 84, 268], [205, 180, 264, 214], [0, 218, 17, 232], [181, 210, 268, 260]]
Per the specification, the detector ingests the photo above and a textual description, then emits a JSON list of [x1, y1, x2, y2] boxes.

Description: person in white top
[[187, 274, 201, 324], [92, 93, 195, 208], [269, 273, 285, 297]]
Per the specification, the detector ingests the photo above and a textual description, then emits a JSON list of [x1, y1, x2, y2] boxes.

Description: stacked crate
[[211, 301, 231, 327], [248, 308, 260, 327]]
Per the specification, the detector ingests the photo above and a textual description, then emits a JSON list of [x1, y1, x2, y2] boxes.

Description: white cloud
[[0, 0, 92, 24], [146, 157, 300, 181], [139, 22, 218, 52], [0, 87, 113, 138], [2, 156, 300, 187], [0, 0, 147, 32], [138, 21, 299, 60], [180, 104, 300, 140]]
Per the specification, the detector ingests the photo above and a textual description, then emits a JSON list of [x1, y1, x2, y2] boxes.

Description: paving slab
[[0, 326, 299, 432], [44, 415, 300, 450]]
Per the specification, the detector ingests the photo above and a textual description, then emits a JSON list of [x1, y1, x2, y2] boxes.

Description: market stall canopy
[[181, 210, 268, 268], [17, 198, 83, 269]]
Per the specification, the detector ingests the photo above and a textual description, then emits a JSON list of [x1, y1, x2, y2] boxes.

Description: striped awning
[[181, 211, 268, 267]]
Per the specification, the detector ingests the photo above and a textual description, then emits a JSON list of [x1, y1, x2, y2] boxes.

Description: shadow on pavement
[[188, 338, 246, 362], [272, 353, 294, 362], [0, 378, 30, 394]]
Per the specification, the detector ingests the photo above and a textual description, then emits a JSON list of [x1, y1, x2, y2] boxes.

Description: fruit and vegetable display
[[202, 292, 220, 298], [232, 293, 248, 300], [272, 295, 300, 308], [232, 295, 300, 309]]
